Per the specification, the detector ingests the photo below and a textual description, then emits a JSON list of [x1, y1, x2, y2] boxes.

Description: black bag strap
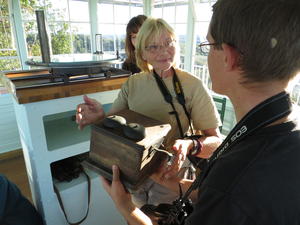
[[53, 170, 91, 225], [171, 68, 194, 136], [181, 91, 292, 202], [153, 68, 194, 138]]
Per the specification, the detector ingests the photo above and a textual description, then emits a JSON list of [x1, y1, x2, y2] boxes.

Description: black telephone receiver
[[103, 115, 146, 141]]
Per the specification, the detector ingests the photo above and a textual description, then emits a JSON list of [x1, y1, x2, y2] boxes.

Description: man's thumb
[[112, 165, 120, 182]]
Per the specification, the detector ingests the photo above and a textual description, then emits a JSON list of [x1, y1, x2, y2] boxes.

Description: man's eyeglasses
[[145, 39, 176, 54], [198, 41, 219, 56], [198, 41, 243, 56]]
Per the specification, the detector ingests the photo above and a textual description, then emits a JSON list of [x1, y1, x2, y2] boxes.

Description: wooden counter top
[[1, 69, 129, 104]]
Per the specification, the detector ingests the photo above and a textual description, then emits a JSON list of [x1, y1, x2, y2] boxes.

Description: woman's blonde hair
[[135, 17, 180, 73]]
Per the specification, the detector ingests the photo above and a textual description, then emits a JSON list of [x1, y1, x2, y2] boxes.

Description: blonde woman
[[76, 18, 222, 207]]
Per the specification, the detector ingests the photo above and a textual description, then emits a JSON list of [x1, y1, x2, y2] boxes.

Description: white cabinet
[[12, 90, 126, 225], [0, 93, 21, 153]]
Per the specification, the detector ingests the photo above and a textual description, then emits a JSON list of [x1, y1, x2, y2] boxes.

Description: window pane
[[97, 4, 114, 23], [46, 0, 69, 21], [0, 58, 21, 71], [49, 22, 72, 55], [194, 22, 210, 66], [98, 23, 114, 35], [153, 6, 163, 18], [98, 24, 115, 53], [194, 0, 217, 4], [195, 3, 213, 21], [114, 24, 126, 53], [156, 0, 176, 3], [131, 6, 144, 17], [71, 23, 91, 53], [163, 6, 175, 24], [114, 5, 130, 24], [175, 24, 186, 56], [0, 18, 14, 50], [69, 0, 89, 22], [23, 21, 41, 57], [195, 21, 209, 43], [131, 0, 143, 3], [103, 37, 115, 53], [0, 0, 21, 71], [0, 0, 9, 17], [21, 0, 44, 21], [175, 5, 188, 23]]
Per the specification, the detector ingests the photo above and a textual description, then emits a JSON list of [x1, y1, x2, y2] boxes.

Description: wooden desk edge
[[2, 75, 128, 104]]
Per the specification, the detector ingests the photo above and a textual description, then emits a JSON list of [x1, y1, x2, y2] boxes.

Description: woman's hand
[[163, 139, 193, 179], [76, 95, 105, 130]]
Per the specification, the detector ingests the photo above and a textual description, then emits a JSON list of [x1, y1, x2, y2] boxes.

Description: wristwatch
[[189, 138, 203, 156]]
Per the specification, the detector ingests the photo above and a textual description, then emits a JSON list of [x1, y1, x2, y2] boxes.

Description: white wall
[[0, 93, 21, 153]]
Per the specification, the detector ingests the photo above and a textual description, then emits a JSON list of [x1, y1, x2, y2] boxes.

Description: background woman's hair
[[135, 17, 180, 73], [125, 15, 147, 64]]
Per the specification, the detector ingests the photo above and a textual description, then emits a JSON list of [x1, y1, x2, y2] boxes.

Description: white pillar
[[89, 0, 98, 54], [143, 0, 153, 16], [184, 0, 196, 72], [8, 0, 29, 69]]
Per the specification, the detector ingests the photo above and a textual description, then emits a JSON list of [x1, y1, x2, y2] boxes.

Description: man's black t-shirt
[[0, 175, 44, 225], [186, 119, 300, 225]]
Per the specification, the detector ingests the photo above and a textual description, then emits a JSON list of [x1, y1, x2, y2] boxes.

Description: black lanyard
[[181, 91, 292, 200], [153, 67, 193, 138]]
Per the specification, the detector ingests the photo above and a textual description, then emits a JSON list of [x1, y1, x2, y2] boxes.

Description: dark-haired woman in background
[[122, 15, 147, 74]]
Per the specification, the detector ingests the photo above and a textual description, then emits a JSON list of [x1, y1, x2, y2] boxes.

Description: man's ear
[[222, 43, 240, 71]]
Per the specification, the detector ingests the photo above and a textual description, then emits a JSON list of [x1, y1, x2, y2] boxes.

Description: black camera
[[141, 197, 193, 225]]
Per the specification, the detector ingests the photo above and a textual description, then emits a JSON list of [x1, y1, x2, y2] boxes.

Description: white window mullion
[[9, 0, 29, 69], [89, 0, 98, 53], [184, 0, 196, 72], [67, 0, 74, 54], [143, 0, 153, 16]]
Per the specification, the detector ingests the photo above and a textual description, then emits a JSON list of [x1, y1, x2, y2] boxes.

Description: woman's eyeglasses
[[145, 39, 176, 54]]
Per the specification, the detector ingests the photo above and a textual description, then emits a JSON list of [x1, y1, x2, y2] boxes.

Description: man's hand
[[101, 165, 133, 213], [101, 166, 154, 225], [76, 95, 105, 130]]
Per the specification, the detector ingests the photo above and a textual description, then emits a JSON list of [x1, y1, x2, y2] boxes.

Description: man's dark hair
[[210, 0, 300, 83]]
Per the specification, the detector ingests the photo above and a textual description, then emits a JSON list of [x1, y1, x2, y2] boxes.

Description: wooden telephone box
[[83, 109, 171, 190]]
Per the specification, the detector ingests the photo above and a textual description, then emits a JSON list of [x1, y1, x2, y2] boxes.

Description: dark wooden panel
[[86, 109, 171, 190]]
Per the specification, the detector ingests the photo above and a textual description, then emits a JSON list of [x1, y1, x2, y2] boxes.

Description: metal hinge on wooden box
[[82, 109, 172, 190]]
